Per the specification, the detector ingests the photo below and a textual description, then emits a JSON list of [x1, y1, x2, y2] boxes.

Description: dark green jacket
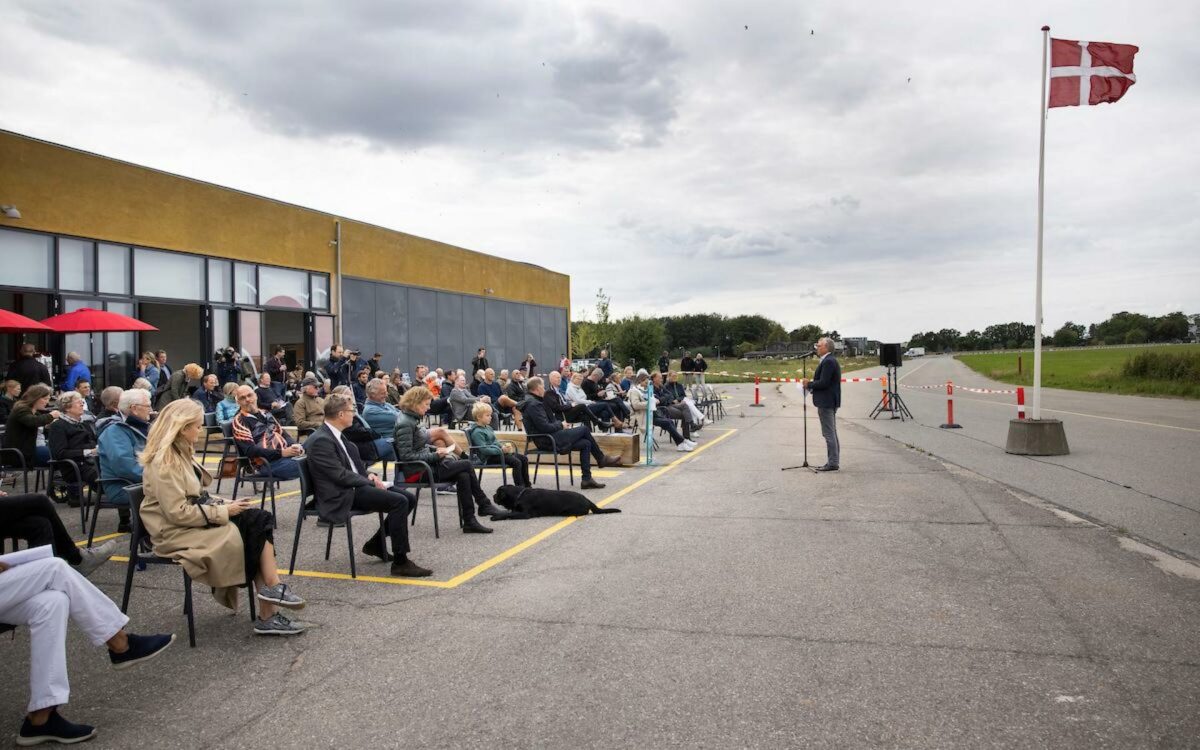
[[392, 409, 440, 472], [466, 424, 503, 460]]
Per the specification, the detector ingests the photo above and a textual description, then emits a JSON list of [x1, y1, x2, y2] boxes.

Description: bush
[[1122, 351, 1200, 382]]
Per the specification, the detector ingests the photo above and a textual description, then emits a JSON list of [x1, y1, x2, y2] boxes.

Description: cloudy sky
[[2, 0, 1196, 341]]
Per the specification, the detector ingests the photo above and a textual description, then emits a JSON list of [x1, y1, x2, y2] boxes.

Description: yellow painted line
[[441, 428, 738, 588], [285, 568, 454, 588]]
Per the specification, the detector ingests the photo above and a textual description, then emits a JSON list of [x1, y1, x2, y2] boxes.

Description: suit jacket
[[304, 424, 372, 523], [808, 354, 842, 409]]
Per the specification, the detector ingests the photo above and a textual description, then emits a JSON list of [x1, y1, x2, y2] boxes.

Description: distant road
[[780, 354, 1200, 559]]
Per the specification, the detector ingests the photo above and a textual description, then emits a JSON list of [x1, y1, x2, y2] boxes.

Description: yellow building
[[0, 129, 570, 388]]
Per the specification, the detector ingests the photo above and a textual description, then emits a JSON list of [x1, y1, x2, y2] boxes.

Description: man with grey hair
[[93, 386, 126, 437], [96, 389, 153, 530], [801, 337, 841, 472]]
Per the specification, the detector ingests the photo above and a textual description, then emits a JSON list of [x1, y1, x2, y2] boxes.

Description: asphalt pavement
[[2, 387, 1198, 748]]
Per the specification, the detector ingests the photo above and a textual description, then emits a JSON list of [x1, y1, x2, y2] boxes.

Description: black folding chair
[[218, 423, 278, 516], [288, 457, 387, 579], [46, 457, 96, 529], [87, 479, 132, 548], [0, 447, 45, 494], [464, 424, 511, 486], [197, 412, 224, 466], [523, 432, 575, 490], [391, 459, 458, 539], [120, 485, 256, 648]]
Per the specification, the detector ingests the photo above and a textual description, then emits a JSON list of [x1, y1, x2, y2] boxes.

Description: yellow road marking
[[441, 428, 738, 588]]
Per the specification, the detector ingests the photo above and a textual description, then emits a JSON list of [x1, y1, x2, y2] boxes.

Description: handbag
[[219, 455, 238, 479]]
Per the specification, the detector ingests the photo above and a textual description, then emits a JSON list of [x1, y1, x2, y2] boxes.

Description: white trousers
[[681, 397, 704, 424], [0, 557, 129, 712]]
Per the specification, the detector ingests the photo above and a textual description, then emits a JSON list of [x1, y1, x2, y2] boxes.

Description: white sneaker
[[676, 441, 694, 452], [684, 439, 698, 450]]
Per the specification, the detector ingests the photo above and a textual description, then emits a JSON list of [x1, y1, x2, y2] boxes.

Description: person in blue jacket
[[96, 388, 152, 531], [62, 352, 91, 391]]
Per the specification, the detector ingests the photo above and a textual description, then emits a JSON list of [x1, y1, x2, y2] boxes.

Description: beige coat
[[140, 459, 246, 588], [293, 393, 326, 432]]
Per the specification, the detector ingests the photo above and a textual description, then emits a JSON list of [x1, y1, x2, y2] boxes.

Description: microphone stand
[[782, 350, 818, 472]]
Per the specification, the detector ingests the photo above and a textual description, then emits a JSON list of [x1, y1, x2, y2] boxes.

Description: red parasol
[[0, 309, 53, 333], [39, 308, 159, 333]]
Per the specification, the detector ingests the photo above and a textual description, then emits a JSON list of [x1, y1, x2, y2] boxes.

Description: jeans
[[818, 407, 840, 467], [263, 457, 301, 480]]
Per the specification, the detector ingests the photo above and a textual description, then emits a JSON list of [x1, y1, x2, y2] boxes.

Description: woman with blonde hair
[[138, 399, 307, 636]]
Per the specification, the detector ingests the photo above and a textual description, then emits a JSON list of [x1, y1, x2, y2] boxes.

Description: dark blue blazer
[[808, 355, 841, 409]]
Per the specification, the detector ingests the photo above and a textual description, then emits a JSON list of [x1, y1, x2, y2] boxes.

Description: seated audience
[[392, 386, 502, 534], [543, 371, 597, 428], [135, 352, 160, 391], [652, 372, 699, 439], [565, 372, 627, 432], [0, 555, 174, 745], [0, 379, 18, 423], [130, 377, 153, 394], [46, 392, 100, 506], [620, 366, 634, 392], [191, 373, 222, 414], [4, 384, 58, 469], [469, 369, 485, 397], [387, 370, 406, 405], [97, 388, 153, 531], [664, 371, 707, 428], [304, 395, 431, 577], [584, 367, 632, 421], [520, 377, 622, 490], [292, 377, 326, 433], [360, 379, 402, 461], [519, 353, 537, 378], [627, 374, 695, 451], [215, 382, 240, 426], [448, 374, 493, 427], [0, 491, 117, 576], [497, 369, 510, 392], [231, 385, 303, 480], [467, 402, 531, 487], [254, 373, 294, 426], [74, 381, 99, 419], [502, 368, 527, 429], [141, 398, 306, 635]]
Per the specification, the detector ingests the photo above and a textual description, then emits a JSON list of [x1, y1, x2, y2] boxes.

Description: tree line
[[570, 290, 837, 367], [906, 311, 1193, 352]]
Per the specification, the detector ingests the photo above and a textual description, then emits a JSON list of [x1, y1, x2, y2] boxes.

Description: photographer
[[324, 344, 353, 389], [264, 346, 287, 399], [216, 347, 241, 387]]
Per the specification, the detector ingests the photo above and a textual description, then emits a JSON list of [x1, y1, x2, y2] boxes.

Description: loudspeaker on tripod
[[879, 343, 903, 368]]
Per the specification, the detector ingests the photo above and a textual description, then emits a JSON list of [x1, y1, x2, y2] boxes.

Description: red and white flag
[[1048, 38, 1138, 108]]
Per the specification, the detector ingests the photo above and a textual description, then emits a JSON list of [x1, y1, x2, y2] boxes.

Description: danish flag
[[1048, 38, 1138, 107]]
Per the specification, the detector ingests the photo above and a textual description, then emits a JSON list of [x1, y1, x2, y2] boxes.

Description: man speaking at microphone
[[801, 337, 841, 472]]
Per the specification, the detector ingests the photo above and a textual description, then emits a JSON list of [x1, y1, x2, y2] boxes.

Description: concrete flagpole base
[[1005, 418, 1069, 456]]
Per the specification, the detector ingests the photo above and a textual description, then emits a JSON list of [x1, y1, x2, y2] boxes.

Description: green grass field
[[956, 344, 1200, 399], [667, 356, 872, 383]]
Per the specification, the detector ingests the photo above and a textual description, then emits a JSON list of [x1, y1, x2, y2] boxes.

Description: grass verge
[[955, 344, 1200, 399], [662, 357, 872, 384]]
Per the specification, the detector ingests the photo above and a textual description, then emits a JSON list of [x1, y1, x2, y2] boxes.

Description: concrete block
[[1005, 418, 1070, 456]]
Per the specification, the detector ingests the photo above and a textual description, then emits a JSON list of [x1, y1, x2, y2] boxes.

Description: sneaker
[[675, 441, 694, 452], [253, 613, 305, 636], [684, 439, 698, 450], [256, 583, 305, 610], [16, 709, 96, 746], [109, 632, 176, 671], [75, 540, 118, 578]]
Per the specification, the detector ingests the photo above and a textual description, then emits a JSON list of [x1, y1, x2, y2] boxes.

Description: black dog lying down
[[490, 484, 622, 520]]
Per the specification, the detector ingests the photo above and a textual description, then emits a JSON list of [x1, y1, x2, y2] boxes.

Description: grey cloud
[[18, 0, 682, 152]]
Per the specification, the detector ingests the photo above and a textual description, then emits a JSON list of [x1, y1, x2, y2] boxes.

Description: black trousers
[[351, 485, 415, 556], [552, 426, 606, 479], [660, 405, 692, 439], [432, 459, 489, 519], [428, 398, 452, 424], [503, 452, 532, 487], [0, 493, 82, 564]]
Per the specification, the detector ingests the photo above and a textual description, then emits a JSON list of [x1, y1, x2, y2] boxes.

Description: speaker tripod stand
[[869, 364, 913, 421]]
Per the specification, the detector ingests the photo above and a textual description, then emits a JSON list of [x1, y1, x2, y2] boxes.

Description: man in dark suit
[[802, 337, 841, 472], [304, 394, 432, 577]]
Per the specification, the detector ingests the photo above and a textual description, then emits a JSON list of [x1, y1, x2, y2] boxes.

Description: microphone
[[800, 349, 818, 358]]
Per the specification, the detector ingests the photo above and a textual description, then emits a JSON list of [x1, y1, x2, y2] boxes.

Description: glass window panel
[[310, 274, 329, 311], [0, 229, 53, 289], [314, 315, 334, 374], [208, 259, 232, 303], [238, 310, 262, 375], [58, 238, 96, 292], [234, 263, 257, 305], [258, 266, 308, 309], [133, 248, 204, 300], [98, 244, 130, 294], [211, 307, 231, 351], [104, 302, 135, 390]]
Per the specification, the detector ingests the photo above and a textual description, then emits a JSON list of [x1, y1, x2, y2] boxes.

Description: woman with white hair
[[46, 391, 99, 504], [139, 399, 307, 636]]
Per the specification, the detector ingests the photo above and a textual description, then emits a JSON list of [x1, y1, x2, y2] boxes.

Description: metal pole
[[1033, 26, 1049, 420], [334, 219, 343, 343]]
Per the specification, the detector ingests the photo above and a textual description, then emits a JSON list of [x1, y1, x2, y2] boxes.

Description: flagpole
[[1033, 25, 1050, 420]]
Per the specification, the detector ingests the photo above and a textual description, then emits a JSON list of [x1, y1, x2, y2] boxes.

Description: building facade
[[0, 130, 570, 388]]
